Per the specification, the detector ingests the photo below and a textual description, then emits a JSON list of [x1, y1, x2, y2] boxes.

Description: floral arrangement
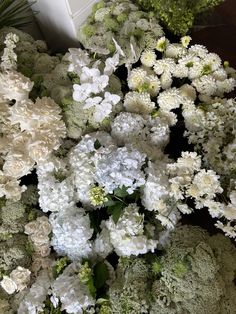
[[0, 0, 236, 313]]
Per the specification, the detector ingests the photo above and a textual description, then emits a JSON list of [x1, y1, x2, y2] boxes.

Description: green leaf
[[94, 139, 102, 150], [107, 202, 123, 223], [113, 186, 129, 198], [94, 261, 109, 290]]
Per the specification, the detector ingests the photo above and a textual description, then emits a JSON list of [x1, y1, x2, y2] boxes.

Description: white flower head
[[1, 276, 17, 294], [140, 49, 156, 67], [181, 36, 192, 48]]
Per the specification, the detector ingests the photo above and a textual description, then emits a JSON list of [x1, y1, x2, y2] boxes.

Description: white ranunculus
[[10, 267, 31, 292]]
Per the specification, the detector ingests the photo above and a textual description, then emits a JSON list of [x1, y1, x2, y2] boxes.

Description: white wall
[[29, 0, 98, 51]]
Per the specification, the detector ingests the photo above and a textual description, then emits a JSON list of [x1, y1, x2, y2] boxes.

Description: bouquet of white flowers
[[0, 1, 236, 313]]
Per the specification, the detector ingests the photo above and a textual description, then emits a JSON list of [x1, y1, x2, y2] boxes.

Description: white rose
[[24, 221, 39, 235], [37, 216, 52, 236], [0, 276, 17, 294], [10, 266, 31, 292], [35, 244, 51, 257], [30, 230, 49, 246]]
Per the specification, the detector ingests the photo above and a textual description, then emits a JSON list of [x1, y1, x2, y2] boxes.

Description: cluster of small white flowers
[[25, 216, 52, 257], [1, 33, 19, 71], [70, 48, 121, 123], [0, 266, 31, 295], [51, 263, 95, 314], [49, 206, 93, 260], [105, 203, 158, 256]]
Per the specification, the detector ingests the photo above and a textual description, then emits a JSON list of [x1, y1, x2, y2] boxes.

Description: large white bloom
[[105, 203, 158, 256], [50, 206, 93, 260]]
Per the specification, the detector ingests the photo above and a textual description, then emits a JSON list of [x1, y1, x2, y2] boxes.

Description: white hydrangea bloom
[[93, 222, 113, 258], [111, 112, 146, 145], [105, 203, 158, 256], [94, 145, 146, 194], [50, 206, 93, 260], [51, 263, 95, 314], [18, 270, 51, 314], [37, 157, 75, 213]]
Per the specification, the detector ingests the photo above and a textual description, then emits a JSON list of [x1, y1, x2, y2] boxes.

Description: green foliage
[[79, 261, 97, 298], [53, 257, 70, 278], [135, 0, 225, 36], [0, 0, 36, 29], [93, 261, 109, 290]]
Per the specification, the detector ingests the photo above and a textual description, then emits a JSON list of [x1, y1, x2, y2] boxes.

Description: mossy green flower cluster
[[135, 0, 224, 36]]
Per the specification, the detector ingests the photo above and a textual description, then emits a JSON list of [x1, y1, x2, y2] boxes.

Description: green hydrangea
[[135, 0, 224, 36], [77, 0, 164, 64], [107, 226, 236, 314]]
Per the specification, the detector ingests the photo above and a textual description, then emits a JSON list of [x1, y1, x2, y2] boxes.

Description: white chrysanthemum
[[50, 206, 93, 260], [179, 84, 197, 100], [187, 169, 223, 200], [0, 71, 33, 102], [165, 43, 186, 59], [192, 75, 217, 96], [124, 91, 155, 114], [172, 63, 188, 78], [128, 68, 147, 90], [203, 53, 221, 72], [148, 75, 161, 96], [188, 44, 208, 58], [105, 203, 158, 256], [167, 151, 202, 176], [155, 37, 169, 52], [216, 78, 236, 95], [111, 112, 146, 145], [140, 49, 156, 67], [153, 58, 176, 75], [94, 145, 146, 194], [51, 263, 95, 314], [181, 36, 191, 48], [157, 88, 183, 111]]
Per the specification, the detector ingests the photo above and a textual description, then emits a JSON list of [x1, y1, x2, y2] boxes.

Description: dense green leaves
[[0, 0, 36, 29], [94, 261, 109, 290]]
